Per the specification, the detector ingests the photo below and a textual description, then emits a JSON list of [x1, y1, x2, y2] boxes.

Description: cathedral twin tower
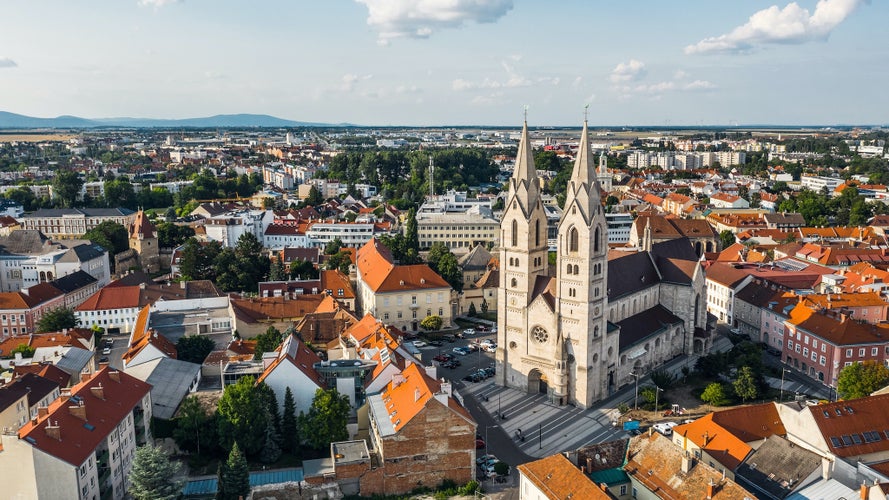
[[496, 119, 612, 408]]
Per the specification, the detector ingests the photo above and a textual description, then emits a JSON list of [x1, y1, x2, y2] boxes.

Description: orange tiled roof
[[673, 414, 752, 471], [230, 295, 325, 323], [0, 292, 31, 310], [75, 285, 144, 311], [787, 302, 889, 345], [811, 393, 889, 458], [380, 362, 441, 433], [320, 269, 355, 299], [357, 238, 450, 293], [256, 334, 325, 388], [18, 367, 151, 466], [516, 453, 611, 499]]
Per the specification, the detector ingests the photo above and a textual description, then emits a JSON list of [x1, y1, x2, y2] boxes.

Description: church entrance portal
[[528, 369, 548, 395]]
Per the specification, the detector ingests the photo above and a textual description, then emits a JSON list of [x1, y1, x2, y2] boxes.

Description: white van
[[653, 422, 678, 436]]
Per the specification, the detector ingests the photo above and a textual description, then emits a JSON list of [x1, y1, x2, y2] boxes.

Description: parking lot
[[411, 327, 498, 386]]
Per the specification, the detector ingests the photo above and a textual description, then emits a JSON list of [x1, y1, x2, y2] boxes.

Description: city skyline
[[1, 0, 886, 126]]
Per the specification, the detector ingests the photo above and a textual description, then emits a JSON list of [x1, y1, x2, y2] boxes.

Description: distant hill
[[0, 111, 342, 129]]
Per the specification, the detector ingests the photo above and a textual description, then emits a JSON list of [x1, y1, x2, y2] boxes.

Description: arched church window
[[511, 220, 518, 247], [566, 264, 572, 275], [535, 219, 541, 247], [511, 278, 517, 288], [573, 265, 579, 275], [569, 227, 579, 253], [532, 326, 548, 343], [594, 227, 601, 253], [594, 326, 599, 338]]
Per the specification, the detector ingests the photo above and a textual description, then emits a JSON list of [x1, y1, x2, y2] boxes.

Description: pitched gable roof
[[256, 334, 325, 388], [810, 393, 889, 457], [379, 362, 440, 433], [516, 453, 612, 500], [356, 238, 449, 293]]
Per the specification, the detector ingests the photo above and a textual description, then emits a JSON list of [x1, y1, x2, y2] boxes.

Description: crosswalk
[[463, 381, 628, 458]]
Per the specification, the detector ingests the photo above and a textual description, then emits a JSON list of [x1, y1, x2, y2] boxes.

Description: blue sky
[[0, 0, 886, 126]]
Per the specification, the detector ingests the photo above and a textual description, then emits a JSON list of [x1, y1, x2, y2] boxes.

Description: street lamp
[[630, 371, 641, 410], [485, 425, 498, 481], [780, 367, 791, 402], [654, 385, 664, 414]]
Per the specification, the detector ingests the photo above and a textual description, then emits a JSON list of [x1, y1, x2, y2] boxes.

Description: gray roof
[[29, 346, 93, 376], [0, 372, 59, 413], [0, 230, 51, 256], [458, 244, 492, 271], [125, 357, 201, 420], [26, 208, 135, 218], [616, 304, 684, 351], [607, 251, 659, 300], [50, 270, 97, 293], [736, 435, 822, 500], [58, 243, 107, 263]]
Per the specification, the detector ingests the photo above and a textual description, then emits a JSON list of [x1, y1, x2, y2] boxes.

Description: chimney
[[91, 384, 105, 401], [704, 431, 710, 445], [99, 361, 109, 370], [600, 482, 608, 492], [69, 402, 87, 421], [37, 406, 49, 419], [706, 479, 715, 499], [81, 372, 92, 383], [681, 451, 694, 473], [45, 421, 61, 441], [860, 483, 868, 500], [108, 370, 121, 383]]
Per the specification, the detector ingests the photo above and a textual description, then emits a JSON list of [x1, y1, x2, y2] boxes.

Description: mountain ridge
[[0, 111, 346, 129]]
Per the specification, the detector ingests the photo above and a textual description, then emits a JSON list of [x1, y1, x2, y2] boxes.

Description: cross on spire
[[523, 104, 528, 123], [584, 104, 589, 123]]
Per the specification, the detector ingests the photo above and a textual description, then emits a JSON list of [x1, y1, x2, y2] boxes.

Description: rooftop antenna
[[428, 155, 434, 197]]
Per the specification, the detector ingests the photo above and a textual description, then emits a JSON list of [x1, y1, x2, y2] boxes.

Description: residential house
[[763, 212, 806, 230], [256, 333, 326, 416], [0, 372, 60, 432], [355, 238, 454, 332], [229, 295, 325, 338], [20, 208, 136, 239], [258, 269, 356, 311], [710, 192, 750, 209], [624, 432, 756, 499], [122, 306, 178, 369], [516, 453, 613, 500], [3, 367, 152, 500], [358, 363, 476, 495], [734, 435, 824, 500]]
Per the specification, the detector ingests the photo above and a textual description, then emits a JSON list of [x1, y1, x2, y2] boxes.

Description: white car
[[463, 328, 476, 335], [411, 340, 427, 348], [653, 421, 678, 436], [102, 347, 112, 355]]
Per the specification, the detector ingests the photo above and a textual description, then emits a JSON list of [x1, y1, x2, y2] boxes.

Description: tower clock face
[[532, 326, 549, 343]]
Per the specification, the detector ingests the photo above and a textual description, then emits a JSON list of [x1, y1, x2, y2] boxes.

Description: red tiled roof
[[18, 367, 151, 466], [516, 454, 611, 499], [787, 302, 889, 346], [75, 285, 143, 311], [380, 363, 441, 433], [810, 393, 889, 457]]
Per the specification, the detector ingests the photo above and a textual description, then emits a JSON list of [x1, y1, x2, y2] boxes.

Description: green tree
[[289, 259, 318, 280], [217, 442, 250, 500], [405, 208, 419, 252], [298, 388, 351, 450], [36, 307, 79, 333], [176, 335, 215, 364], [253, 326, 284, 361], [480, 298, 488, 314], [178, 238, 221, 281], [324, 237, 344, 255], [268, 256, 287, 282], [260, 413, 282, 464], [216, 377, 271, 456], [718, 230, 735, 250], [52, 170, 83, 208], [426, 242, 463, 291], [733, 366, 758, 403], [324, 250, 353, 275], [700, 382, 728, 407], [837, 361, 889, 400], [9, 343, 35, 358], [156, 222, 195, 248], [650, 369, 675, 390], [103, 178, 137, 209], [420, 315, 443, 331], [281, 387, 299, 453], [173, 396, 214, 455], [83, 220, 129, 256], [467, 302, 477, 317], [128, 445, 184, 500], [304, 185, 324, 206]]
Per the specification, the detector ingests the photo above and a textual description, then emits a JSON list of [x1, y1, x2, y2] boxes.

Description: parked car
[[653, 422, 678, 436], [98, 357, 109, 363], [411, 340, 427, 348], [103, 338, 114, 346], [102, 347, 112, 355], [442, 360, 460, 369], [428, 340, 444, 347], [475, 438, 486, 449], [476, 325, 489, 332], [466, 343, 480, 352], [766, 347, 781, 356], [483, 366, 496, 377], [433, 354, 452, 362], [477, 454, 497, 465], [483, 343, 497, 353], [443, 335, 456, 343], [455, 332, 465, 339], [452, 347, 470, 356], [463, 328, 476, 335]]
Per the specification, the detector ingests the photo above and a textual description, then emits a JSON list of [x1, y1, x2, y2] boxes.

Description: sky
[[1, 0, 887, 126]]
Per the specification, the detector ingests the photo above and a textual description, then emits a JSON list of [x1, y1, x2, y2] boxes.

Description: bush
[[617, 403, 630, 414]]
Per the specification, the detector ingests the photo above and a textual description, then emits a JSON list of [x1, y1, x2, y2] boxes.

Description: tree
[[298, 388, 351, 450], [420, 315, 443, 331], [36, 307, 79, 333], [217, 442, 250, 500], [260, 414, 282, 464], [405, 208, 419, 253], [467, 302, 477, 317], [8, 343, 35, 358], [324, 237, 344, 255], [83, 220, 129, 257], [281, 387, 299, 454], [480, 298, 489, 314], [733, 366, 758, 403], [718, 230, 735, 251], [52, 170, 83, 208], [426, 242, 463, 292], [176, 335, 215, 364], [178, 238, 221, 281], [156, 222, 195, 248], [304, 185, 324, 206], [216, 377, 271, 456], [837, 361, 889, 400], [128, 445, 184, 500], [173, 396, 213, 455], [268, 256, 287, 282], [290, 259, 318, 280], [103, 178, 137, 209], [650, 369, 675, 390], [253, 326, 284, 361], [700, 382, 728, 407]]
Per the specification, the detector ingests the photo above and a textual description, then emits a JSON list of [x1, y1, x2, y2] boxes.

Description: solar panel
[[842, 435, 853, 446], [851, 434, 863, 445], [83, 423, 96, 431], [830, 437, 843, 447]]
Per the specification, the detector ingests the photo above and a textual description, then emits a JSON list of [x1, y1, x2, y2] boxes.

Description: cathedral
[[495, 120, 709, 408]]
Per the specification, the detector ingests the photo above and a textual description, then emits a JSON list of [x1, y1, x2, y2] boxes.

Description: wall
[[0, 434, 39, 499]]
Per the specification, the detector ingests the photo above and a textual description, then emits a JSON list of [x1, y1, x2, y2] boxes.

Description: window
[[847, 349, 853, 357], [803, 348, 809, 357], [820, 356, 826, 366], [383, 313, 389, 320], [620, 485, 628, 495], [568, 227, 578, 253], [594, 227, 601, 253], [511, 220, 517, 247], [860, 348, 866, 357], [873, 348, 879, 356], [812, 339, 817, 349]]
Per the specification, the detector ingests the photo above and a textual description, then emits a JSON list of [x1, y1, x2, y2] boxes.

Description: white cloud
[[452, 60, 556, 91], [338, 73, 373, 92], [571, 76, 583, 89], [685, 0, 865, 55], [355, 0, 514, 43], [0, 58, 17, 68], [684, 80, 717, 90], [609, 59, 646, 83]]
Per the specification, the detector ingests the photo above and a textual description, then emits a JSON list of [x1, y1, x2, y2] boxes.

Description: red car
[[433, 354, 453, 363], [475, 439, 486, 449]]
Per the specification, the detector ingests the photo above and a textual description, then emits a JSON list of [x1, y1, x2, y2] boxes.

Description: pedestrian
[[517, 428, 523, 437]]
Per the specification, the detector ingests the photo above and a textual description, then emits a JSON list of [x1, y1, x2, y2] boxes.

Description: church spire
[[569, 119, 596, 185], [507, 118, 541, 216]]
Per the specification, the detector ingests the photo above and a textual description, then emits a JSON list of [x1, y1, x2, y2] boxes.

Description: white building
[[21, 208, 136, 239], [605, 212, 633, 244], [801, 175, 843, 193], [256, 334, 325, 416], [4, 367, 152, 500], [306, 221, 380, 248]]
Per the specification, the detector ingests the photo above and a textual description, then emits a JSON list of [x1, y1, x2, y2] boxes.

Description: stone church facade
[[495, 120, 709, 409]]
